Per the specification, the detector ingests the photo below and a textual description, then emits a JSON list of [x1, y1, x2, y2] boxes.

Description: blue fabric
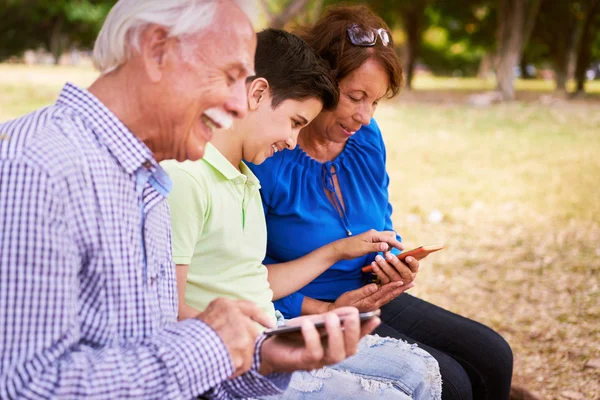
[[248, 118, 401, 318]]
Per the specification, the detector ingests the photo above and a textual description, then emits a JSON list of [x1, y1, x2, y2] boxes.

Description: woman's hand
[[327, 281, 414, 313], [368, 252, 419, 285], [331, 229, 403, 261]]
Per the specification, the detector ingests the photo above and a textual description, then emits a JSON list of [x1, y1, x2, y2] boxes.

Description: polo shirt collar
[[56, 82, 157, 176], [203, 143, 260, 187]]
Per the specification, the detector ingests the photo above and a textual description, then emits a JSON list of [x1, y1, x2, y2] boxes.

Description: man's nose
[[224, 80, 248, 119]]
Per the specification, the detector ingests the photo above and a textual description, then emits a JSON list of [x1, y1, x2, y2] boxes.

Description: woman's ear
[[247, 78, 269, 111]]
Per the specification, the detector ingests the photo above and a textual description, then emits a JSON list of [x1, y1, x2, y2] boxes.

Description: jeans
[[375, 294, 514, 400], [259, 334, 442, 399]]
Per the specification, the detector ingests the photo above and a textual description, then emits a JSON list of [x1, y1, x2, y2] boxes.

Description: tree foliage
[[0, 0, 114, 62]]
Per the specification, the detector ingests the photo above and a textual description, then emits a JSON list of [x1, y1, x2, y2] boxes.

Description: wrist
[[258, 338, 274, 376], [328, 239, 344, 262], [322, 301, 334, 313]]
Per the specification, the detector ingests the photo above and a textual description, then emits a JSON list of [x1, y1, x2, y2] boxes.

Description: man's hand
[[331, 230, 404, 260], [368, 253, 419, 284], [328, 281, 414, 312], [259, 307, 379, 375], [197, 298, 275, 378]]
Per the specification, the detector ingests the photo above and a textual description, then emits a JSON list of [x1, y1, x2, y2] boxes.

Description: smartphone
[[264, 310, 381, 337], [361, 243, 445, 273]]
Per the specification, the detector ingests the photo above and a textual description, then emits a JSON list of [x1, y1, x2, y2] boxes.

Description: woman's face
[[311, 58, 390, 144]]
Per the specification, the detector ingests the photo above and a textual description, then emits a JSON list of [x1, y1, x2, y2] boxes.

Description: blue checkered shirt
[[0, 83, 290, 399]]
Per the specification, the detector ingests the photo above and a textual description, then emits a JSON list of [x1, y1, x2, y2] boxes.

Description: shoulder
[[247, 149, 291, 185], [354, 118, 385, 149], [0, 105, 96, 190], [162, 160, 211, 198]]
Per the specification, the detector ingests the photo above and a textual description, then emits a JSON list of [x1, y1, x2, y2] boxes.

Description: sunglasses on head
[[347, 23, 391, 47]]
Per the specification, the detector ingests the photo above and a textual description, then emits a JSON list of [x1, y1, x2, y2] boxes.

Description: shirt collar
[[56, 82, 157, 175], [203, 143, 260, 187]]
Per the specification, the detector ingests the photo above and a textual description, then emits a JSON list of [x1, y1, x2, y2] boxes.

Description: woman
[[248, 5, 513, 400]]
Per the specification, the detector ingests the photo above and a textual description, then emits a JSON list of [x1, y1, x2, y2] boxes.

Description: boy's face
[[243, 92, 323, 165]]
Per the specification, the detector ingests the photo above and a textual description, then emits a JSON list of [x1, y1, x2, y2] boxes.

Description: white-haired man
[[0, 1, 379, 399]]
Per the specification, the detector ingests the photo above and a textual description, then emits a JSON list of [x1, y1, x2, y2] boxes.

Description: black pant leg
[[376, 294, 513, 400]]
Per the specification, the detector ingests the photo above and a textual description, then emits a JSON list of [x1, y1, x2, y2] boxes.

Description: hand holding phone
[[264, 310, 381, 337], [361, 244, 444, 273]]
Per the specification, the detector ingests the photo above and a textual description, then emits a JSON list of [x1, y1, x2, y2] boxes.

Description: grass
[[1, 64, 599, 399]]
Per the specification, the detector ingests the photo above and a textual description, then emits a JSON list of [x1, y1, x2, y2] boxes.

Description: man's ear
[[247, 78, 269, 111], [139, 24, 172, 83]]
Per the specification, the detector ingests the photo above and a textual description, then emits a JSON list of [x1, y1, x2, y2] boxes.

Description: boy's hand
[[332, 230, 403, 260]]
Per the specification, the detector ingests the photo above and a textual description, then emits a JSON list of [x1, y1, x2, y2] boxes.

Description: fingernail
[[375, 255, 383, 261], [385, 253, 393, 260]]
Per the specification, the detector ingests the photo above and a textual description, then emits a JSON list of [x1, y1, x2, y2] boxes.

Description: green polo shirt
[[162, 143, 276, 324]]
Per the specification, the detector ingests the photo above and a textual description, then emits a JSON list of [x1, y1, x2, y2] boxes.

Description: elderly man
[[0, 1, 379, 399]]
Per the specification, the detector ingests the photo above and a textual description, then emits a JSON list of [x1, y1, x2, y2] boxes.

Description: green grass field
[[1, 64, 599, 399]]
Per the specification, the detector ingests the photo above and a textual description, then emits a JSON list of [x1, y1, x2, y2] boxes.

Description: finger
[[235, 300, 276, 329], [375, 254, 403, 283], [385, 253, 413, 282], [366, 281, 404, 303], [374, 282, 414, 309], [403, 255, 420, 273], [329, 306, 360, 318], [343, 284, 379, 304], [301, 319, 325, 366], [340, 308, 360, 357], [323, 312, 345, 364], [369, 260, 390, 284], [374, 231, 404, 251]]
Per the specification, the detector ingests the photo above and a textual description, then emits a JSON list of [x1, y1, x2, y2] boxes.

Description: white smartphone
[[264, 310, 381, 337]]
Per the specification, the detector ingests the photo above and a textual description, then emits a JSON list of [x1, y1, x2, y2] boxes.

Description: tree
[[528, 1, 582, 93], [0, 0, 113, 63], [573, 0, 600, 95], [494, 0, 542, 100]]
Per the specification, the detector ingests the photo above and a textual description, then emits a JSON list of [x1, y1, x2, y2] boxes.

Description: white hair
[[93, 0, 257, 74]]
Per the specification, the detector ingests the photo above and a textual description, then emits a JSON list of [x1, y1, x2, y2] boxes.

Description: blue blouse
[[248, 118, 401, 318]]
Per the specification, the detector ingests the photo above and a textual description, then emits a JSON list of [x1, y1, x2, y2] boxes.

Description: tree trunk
[[495, 0, 542, 100], [269, 0, 311, 29], [478, 52, 495, 79], [48, 17, 65, 65], [574, 0, 600, 95], [401, 2, 429, 90]]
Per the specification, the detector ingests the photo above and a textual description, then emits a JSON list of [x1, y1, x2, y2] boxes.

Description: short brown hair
[[298, 4, 403, 99], [254, 29, 339, 110]]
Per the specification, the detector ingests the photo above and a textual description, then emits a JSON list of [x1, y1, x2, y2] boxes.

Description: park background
[[1, 1, 599, 399]]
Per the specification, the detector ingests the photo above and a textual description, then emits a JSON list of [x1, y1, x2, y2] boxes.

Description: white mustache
[[204, 107, 233, 130]]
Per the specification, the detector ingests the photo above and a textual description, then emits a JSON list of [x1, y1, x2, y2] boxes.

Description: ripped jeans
[[259, 334, 442, 400]]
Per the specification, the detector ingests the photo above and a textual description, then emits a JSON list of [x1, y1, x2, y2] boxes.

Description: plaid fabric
[[0, 83, 289, 399]]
